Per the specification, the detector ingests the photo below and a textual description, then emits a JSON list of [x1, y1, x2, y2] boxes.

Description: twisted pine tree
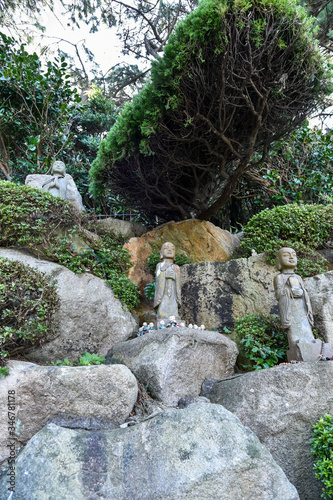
[[89, 0, 331, 223]]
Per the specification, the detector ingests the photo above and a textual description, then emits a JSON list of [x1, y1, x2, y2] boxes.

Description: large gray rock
[[208, 362, 333, 500], [96, 217, 147, 239], [0, 403, 299, 500], [25, 173, 85, 212], [0, 360, 138, 467], [180, 254, 279, 331], [180, 255, 333, 338], [0, 249, 138, 361], [111, 327, 238, 406], [306, 272, 333, 345]]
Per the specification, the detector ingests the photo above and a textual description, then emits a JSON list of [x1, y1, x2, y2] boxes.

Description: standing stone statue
[[274, 247, 332, 361], [42, 160, 68, 198], [154, 242, 182, 327]]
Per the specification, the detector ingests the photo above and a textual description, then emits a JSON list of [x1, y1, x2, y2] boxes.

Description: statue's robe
[[274, 272, 314, 346], [154, 262, 181, 322]]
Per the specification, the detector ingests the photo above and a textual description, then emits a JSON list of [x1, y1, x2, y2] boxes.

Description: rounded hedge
[[0, 180, 80, 250], [0, 181, 140, 309], [89, 0, 331, 222], [242, 204, 333, 276]]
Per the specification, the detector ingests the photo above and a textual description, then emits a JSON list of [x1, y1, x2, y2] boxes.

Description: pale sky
[[17, 0, 141, 79]]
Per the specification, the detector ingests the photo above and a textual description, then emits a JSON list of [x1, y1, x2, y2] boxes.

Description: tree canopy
[[89, 0, 331, 223], [0, 32, 81, 181]]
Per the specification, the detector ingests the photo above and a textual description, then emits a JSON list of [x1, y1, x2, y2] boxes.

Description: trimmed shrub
[[0, 181, 140, 309], [242, 204, 333, 276], [90, 0, 331, 222]]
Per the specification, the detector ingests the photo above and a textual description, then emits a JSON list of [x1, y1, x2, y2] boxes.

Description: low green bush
[[310, 414, 333, 499], [0, 257, 60, 375], [0, 181, 140, 309], [242, 204, 333, 277], [234, 314, 288, 370]]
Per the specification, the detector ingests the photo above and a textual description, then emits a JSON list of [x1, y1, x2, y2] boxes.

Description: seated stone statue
[[42, 161, 68, 198], [274, 247, 332, 361], [25, 160, 84, 212], [154, 242, 182, 327]]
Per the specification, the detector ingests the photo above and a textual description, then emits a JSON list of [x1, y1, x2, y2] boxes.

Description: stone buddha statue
[[42, 161, 68, 199], [25, 160, 85, 212], [154, 242, 182, 327], [274, 247, 332, 361]]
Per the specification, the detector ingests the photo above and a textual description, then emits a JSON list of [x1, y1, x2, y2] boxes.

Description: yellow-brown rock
[[124, 219, 240, 290]]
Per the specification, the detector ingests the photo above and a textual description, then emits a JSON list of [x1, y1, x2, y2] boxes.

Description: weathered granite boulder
[[305, 272, 333, 345], [0, 361, 138, 468], [111, 327, 238, 406], [25, 173, 85, 212], [96, 217, 148, 239], [181, 254, 333, 336], [207, 362, 333, 500], [0, 249, 138, 362], [124, 219, 240, 291], [180, 254, 278, 330], [0, 403, 299, 500]]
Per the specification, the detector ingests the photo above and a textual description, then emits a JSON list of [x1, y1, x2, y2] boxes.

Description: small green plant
[[51, 352, 106, 367], [0, 366, 9, 377], [144, 281, 156, 300], [51, 358, 73, 367], [78, 352, 106, 365], [235, 314, 288, 370], [242, 204, 333, 277], [0, 351, 9, 377], [310, 414, 333, 499]]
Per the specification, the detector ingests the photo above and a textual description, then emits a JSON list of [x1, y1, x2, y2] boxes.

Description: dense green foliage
[[242, 204, 333, 276], [0, 181, 84, 262], [234, 314, 288, 370], [263, 126, 333, 206], [0, 257, 60, 375], [0, 180, 81, 249], [215, 123, 333, 229], [90, 0, 330, 223], [51, 352, 106, 366], [0, 181, 140, 309], [305, 0, 333, 52], [0, 32, 81, 182], [0, 33, 122, 214], [64, 85, 119, 212], [310, 414, 333, 499]]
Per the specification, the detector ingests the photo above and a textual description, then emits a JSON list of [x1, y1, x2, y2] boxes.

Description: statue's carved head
[[51, 161, 66, 176], [276, 247, 297, 271], [160, 241, 176, 260]]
